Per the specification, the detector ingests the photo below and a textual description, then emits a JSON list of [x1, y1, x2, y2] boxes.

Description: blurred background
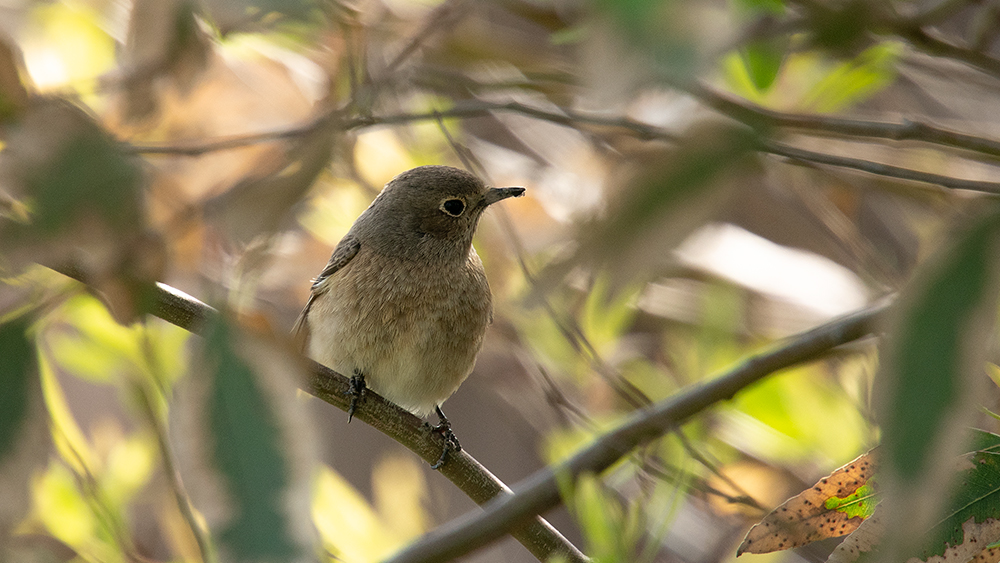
[[4, 0, 1000, 561]]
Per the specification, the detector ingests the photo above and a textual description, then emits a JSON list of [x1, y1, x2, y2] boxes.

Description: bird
[[294, 165, 525, 468]]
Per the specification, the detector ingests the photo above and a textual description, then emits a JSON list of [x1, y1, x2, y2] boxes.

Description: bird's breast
[[306, 247, 493, 416]]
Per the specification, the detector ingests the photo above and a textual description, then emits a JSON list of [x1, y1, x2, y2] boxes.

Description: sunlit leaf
[[570, 472, 641, 563], [32, 462, 98, 549], [738, 450, 877, 555], [22, 2, 116, 95], [801, 42, 900, 113], [371, 454, 428, 543], [312, 462, 422, 563]]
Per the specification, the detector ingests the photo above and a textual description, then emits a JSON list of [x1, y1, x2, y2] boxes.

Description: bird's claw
[[429, 406, 461, 470]]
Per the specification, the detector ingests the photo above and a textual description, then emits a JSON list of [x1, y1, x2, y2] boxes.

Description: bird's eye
[[440, 198, 466, 217]]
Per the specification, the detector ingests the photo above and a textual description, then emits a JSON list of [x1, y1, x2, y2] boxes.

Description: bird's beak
[[483, 186, 526, 206]]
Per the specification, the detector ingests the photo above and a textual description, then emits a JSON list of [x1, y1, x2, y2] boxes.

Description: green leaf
[[202, 317, 305, 562], [875, 205, 1000, 558], [22, 103, 143, 235], [739, 40, 785, 91], [732, 0, 784, 14], [824, 478, 878, 520], [0, 314, 34, 466], [801, 42, 901, 113], [918, 434, 1000, 560], [0, 311, 51, 537], [883, 209, 1000, 482]]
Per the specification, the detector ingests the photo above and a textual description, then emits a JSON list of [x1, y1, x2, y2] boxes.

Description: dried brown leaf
[[738, 450, 878, 555]]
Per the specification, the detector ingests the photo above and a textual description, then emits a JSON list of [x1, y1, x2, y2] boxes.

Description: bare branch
[[691, 84, 1000, 160], [765, 142, 1000, 194], [385, 300, 889, 563], [894, 24, 1000, 81]]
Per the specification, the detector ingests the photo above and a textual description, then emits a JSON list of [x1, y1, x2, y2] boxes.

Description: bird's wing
[[292, 235, 362, 350]]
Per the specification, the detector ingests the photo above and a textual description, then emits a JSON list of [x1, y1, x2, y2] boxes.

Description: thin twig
[[123, 109, 339, 156], [385, 300, 889, 563], [894, 24, 1000, 81], [765, 141, 1000, 194], [691, 84, 1000, 160]]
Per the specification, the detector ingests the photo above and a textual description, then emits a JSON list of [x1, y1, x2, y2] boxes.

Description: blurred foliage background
[[5, 0, 1000, 562]]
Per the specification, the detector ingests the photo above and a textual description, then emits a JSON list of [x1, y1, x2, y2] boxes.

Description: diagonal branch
[[64, 275, 588, 563], [385, 300, 890, 563]]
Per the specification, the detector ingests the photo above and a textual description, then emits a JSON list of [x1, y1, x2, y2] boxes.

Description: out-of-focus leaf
[[878, 205, 1000, 527], [590, 0, 699, 81], [0, 99, 161, 322], [177, 314, 316, 563], [569, 472, 643, 563], [875, 204, 1000, 551], [539, 122, 758, 292], [32, 462, 98, 550], [804, 1, 874, 53], [371, 454, 428, 544], [1, 101, 142, 235], [313, 458, 427, 563], [20, 2, 117, 95], [732, 0, 786, 92], [204, 119, 337, 245], [0, 315, 34, 464], [116, 0, 210, 124], [0, 313, 49, 537], [740, 40, 785, 92], [801, 42, 900, 113], [200, 0, 323, 35], [734, 0, 784, 12], [724, 360, 869, 464], [0, 37, 29, 123], [738, 450, 878, 555]]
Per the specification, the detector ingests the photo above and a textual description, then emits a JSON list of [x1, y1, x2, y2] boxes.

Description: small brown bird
[[294, 165, 524, 467]]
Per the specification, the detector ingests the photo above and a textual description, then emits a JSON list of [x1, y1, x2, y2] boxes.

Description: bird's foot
[[346, 372, 366, 422], [428, 406, 461, 470]]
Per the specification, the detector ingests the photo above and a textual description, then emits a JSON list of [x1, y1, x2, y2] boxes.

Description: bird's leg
[[429, 405, 462, 470], [346, 371, 366, 422]]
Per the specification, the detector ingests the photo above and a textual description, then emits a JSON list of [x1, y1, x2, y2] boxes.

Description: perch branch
[[59, 275, 588, 563]]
